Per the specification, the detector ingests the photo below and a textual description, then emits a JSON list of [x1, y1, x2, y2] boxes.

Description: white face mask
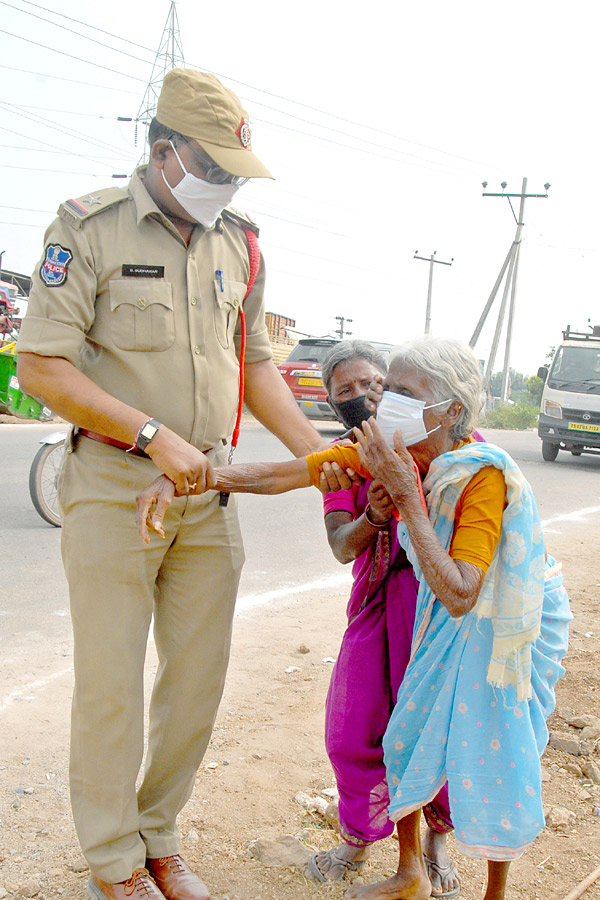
[[161, 141, 240, 228], [376, 391, 452, 448]]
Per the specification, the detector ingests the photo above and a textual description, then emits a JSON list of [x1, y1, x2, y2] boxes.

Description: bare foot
[[422, 828, 460, 898], [343, 864, 430, 900], [309, 843, 371, 882]]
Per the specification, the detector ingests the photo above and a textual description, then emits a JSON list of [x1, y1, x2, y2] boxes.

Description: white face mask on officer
[[376, 390, 453, 448], [161, 141, 239, 228]]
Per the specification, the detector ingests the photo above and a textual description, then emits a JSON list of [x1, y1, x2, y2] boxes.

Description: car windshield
[[285, 342, 337, 364], [548, 345, 600, 393]]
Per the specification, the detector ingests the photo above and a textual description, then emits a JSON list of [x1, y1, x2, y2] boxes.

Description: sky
[[1, 0, 599, 377]]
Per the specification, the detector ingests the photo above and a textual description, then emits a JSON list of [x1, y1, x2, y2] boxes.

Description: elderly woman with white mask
[[137, 337, 570, 900]]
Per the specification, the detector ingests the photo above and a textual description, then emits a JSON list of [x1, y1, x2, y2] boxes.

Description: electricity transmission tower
[[135, 1, 185, 162], [470, 178, 550, 402]]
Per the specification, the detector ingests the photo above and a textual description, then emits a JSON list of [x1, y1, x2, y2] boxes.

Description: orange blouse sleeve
[[449, 466, 507, 573], [305, 444, 427, 519], [305, 444, 371, 487]]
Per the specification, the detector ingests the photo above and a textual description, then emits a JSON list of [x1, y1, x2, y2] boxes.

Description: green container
[[0, 351, 53, 420]]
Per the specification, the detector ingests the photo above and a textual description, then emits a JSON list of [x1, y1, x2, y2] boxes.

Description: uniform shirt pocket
[[213, 279, 246, 349], [109, 280, 175, 351]]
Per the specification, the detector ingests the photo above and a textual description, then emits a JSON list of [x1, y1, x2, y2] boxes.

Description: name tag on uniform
[[122, 264, 165, 278]]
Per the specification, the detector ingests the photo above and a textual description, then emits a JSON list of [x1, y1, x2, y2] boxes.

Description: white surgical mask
[[161, 141, 240, 228], [376, 391, 452, 448]]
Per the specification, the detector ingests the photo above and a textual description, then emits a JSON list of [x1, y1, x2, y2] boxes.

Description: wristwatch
[[135, 418, 161, 453]]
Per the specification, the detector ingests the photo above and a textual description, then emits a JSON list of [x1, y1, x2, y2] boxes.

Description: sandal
[[423, 854, 461, 899], [307, 847, 367, 883]]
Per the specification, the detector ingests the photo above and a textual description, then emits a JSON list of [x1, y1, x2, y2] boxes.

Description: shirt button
[[137, 297, 147, 309], [190, 297, 198, 306], [194, 346, 201, 355]]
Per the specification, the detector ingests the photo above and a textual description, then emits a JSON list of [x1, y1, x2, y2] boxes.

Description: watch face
[[141, 423, 157, 439]]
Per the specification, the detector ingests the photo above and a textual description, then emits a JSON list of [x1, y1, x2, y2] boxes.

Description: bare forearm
[[212, 457, 311, 495], [391, 491, 482, 617], [18, 353, 148, 443], [244, 359, 326, 456], [327, 511, 389, 564]]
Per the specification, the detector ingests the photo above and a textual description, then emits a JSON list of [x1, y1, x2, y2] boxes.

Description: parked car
[[277, 337, 395, 421]]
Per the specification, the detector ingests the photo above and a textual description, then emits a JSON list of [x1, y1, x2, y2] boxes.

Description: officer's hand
[[145, 427, 210, 494], [136, 475, 176, 543], [365, 374, 384, 413]]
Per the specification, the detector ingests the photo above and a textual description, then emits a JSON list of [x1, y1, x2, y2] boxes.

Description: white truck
[[537, 325, 600, 461]]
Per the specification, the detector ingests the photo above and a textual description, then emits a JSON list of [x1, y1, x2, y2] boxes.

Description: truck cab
[[537, 325, 600, 461]]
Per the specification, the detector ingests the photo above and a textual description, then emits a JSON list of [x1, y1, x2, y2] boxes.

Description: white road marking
[[0, 667, 72, 714], [236, 572, 352, 613], [542, 505, 600, 534]]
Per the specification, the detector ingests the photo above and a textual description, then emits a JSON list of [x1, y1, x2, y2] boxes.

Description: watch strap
[[132, 418, 161, 453]]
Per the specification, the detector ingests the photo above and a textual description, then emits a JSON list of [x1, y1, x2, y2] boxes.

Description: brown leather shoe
[[88, 868, 166, 900], [146, 856, 209, 900]]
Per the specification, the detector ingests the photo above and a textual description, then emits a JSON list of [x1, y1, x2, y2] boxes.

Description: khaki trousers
[[59, 435, 244, 882]]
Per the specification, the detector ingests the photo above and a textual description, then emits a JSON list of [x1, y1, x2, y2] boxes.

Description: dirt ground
[[2, 514, 600, 900]]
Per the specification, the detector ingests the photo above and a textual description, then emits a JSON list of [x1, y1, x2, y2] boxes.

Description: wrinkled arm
[[355, 418, 484, 617], [136, 457, 313, 542], [325, 482, 395, 564]]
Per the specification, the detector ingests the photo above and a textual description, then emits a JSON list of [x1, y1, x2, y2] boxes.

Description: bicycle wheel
[[29, 440, 65, 527]]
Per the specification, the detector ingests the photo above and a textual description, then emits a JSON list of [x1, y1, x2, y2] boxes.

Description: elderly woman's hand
[[136, 462, 218, 542], [365, 374, 384, 413], [354, 417, 418, 507], [136, 475, 176, 543], [366, 480, 396, 524]]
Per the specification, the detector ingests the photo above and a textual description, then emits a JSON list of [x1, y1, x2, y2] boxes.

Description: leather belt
[[78, 428, 149, 458]]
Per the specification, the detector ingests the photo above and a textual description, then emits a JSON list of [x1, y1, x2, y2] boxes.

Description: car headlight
[[543, 400, 562, 419]]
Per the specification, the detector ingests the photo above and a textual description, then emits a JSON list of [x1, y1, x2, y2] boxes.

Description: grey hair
[[321, 340, 388, 392], [147, 117, 186, 148], [389, 337, 483, 439]]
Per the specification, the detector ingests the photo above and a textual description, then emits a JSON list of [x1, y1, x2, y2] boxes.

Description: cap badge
[[236, 118, 252, 148]]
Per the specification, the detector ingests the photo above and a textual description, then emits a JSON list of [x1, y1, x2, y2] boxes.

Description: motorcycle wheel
[[29, 439, 65, 527]]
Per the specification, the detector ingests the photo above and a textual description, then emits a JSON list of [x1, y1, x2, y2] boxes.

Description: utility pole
[[470, 178, 550, 401], [413, 251, 453, 336], [335, 316, 353, 339], [135, 1, 185, 162]]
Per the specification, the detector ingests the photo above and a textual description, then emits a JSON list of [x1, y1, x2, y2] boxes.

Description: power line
[[7, 1, 493, 172], [0, 29, 147, 83], [0, 103, 134, 166], [0, 164, 115, 176], [0, 63, 140, 94], [1, 126, 133, 168], [0, 205, 55, 212], [0, 142, 127, 161], [17, 103, 131, 120], [0, 0, 154, 68]]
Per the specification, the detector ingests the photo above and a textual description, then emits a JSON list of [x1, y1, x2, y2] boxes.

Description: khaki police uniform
[[17, 169, 272, 882]]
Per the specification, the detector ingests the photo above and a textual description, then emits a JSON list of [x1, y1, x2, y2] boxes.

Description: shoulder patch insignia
[[40, 243, 73, 287], [58, 187, 129, 230]]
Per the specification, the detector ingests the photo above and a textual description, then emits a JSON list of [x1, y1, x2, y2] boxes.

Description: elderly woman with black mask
[[304, 341, 458, 892]]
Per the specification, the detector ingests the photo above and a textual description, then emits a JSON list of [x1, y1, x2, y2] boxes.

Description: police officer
[[17, 69, 325, 900]]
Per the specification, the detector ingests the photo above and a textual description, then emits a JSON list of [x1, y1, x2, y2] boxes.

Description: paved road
[[2, 421, 599, 654]]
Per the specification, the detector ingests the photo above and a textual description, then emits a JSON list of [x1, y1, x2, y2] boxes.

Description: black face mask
[[330, 394, 373, 431]]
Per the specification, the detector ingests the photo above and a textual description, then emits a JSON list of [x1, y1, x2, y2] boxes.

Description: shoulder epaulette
[[58, 187, 130, 230], [221, 206, 260, 237]]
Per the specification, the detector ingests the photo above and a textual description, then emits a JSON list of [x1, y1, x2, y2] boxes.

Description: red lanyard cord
[[228, 224, 260, 463]]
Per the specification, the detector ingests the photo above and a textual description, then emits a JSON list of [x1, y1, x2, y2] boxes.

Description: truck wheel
[[29, 439, 65, 526], [542, 441, 559, 462]]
